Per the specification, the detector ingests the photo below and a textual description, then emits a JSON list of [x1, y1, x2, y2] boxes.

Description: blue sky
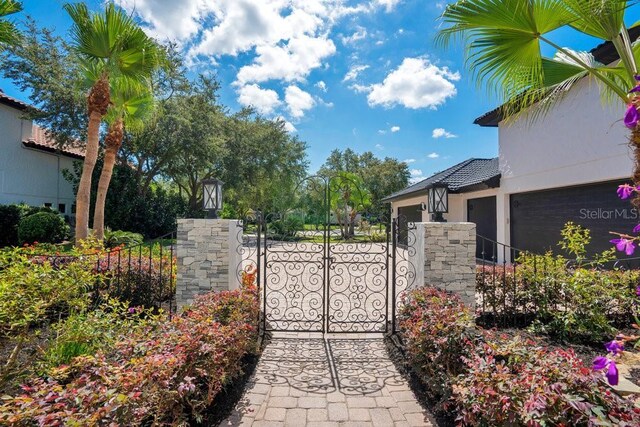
[[2, 1, 639, 181]]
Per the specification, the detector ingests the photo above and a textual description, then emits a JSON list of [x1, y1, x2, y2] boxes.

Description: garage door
[[468, 196, 497, 259], [510, 181, 637, 257]]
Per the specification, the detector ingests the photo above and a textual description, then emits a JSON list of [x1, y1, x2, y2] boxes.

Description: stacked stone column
[[411, 222, 476, 307], [176, 219, 241, 310]]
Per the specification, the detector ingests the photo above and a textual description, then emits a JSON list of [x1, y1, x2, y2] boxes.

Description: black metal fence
[[26, 231, 177, 315], [475, 234, 640, 328]]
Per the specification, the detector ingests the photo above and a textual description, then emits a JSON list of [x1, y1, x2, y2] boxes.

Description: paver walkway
[[221, 334, 435, 427]]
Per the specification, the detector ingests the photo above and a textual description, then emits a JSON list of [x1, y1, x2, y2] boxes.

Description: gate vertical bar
[[256, 212, 263, 332], [391, 217, 398, 334], [262, 213, 268, 333], [324, 178, 330, 333], [384, 220, 390, 334]]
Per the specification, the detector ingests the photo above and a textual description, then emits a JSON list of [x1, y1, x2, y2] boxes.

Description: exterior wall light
[[427, 183, 448, 222], [202, 178, 223, 219]]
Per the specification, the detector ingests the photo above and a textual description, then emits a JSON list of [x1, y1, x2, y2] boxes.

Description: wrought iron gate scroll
[[236, 177, 417, 334]]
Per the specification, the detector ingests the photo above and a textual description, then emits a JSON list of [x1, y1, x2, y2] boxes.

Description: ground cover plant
[[0, 270, 259, 425], [399, 286, 640, 426]]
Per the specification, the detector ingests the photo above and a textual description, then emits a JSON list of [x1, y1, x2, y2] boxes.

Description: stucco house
[[383, 37, 637, 259], [0, 91, 83, 216]]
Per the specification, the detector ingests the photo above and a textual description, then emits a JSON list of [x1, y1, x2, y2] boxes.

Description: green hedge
[[0, 204, 64, 247]]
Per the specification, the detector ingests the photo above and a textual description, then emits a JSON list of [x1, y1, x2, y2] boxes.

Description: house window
[[44, 203, 52, 208], [58, 203, 66, 214], [71, 204, 76, 214]]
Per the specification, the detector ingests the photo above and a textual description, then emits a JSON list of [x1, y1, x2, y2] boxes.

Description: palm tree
[[438, 0, 640, 201], [93, 79, 154, 240], [0, 0, 22, 46], [64, 2, 160, 243]]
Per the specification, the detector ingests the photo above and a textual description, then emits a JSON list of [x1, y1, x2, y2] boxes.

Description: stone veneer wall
[[176, 219, 241, 310], [420, 222, 476, 307]]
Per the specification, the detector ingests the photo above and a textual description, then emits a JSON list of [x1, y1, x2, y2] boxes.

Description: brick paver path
[[221, 334, 435, 427]]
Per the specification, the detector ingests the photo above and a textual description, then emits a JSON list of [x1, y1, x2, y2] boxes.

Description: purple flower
[[606, 360, 619, 386], [625, 105, 640, 128], [618, 184, 637, 200], [593, 357, 620, 386], [593, 356, 609, 370], [636, 285, 640, 297], [630, 86, 640, 94], [128, 307, 136, 314], [605, 340, 624, 355], [610, 238, 636, 256], [634, 224, 640, 234]]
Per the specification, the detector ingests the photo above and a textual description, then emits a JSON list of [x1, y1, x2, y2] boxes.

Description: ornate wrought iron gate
[[237, 177, 417, 334]]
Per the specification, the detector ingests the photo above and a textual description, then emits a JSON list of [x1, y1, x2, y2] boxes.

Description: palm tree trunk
[[93, 118, 123, 240], [75, 75, 110, 245], [74, 110, 102, 243]]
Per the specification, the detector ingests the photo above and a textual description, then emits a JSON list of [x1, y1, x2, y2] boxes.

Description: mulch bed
[[193, 335, 265, 427]]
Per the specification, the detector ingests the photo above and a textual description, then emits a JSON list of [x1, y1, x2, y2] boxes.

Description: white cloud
[[341, 27, 367, 45], [118, 0, 205, 41], [432, 128, 458, 139], [403, 158, 416, 164], [375, 0, 402, 12], [390, 126, 400, 133], [315, 81, 327, 92], [343, 64, 370, 82], [409, 168, 425, 184], [236, 35, 337, 85], [428, 152, 440, 159], [350, 83, 370, 93], [366, 57, 460, 109], [378, 129, 387, 135], [285, 86, 316, 118], [237, 84, 281, 115], [375, 143, 384, 150]]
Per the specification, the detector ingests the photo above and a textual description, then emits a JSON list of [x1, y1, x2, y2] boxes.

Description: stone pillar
[[420, 222, 476, 307], [407, 224, 425, 291], [176, 219, 241, 310]]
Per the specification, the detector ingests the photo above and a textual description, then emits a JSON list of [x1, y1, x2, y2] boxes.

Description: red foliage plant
[[399, 286, 640, 426], [0, 273, 259, 426]]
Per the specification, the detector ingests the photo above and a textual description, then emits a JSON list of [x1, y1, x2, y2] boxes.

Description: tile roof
[[474, 26, 640, 127], [22, 125, 85, 160], [0, 90, 30, 111], [382, 158, 500, 202]]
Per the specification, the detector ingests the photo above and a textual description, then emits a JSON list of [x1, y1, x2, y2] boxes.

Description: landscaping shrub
[[0, 248, 94, 338], [39, 300, 160, 372], [270, 216, 303, 239], [399, 287, 640, 426], [399, 287, 479, 410], [0, 204, 61, 247], [476, 222, 640, 344], [103, 229, 144, 249], [0, 273, 259, 425], [453, 335, 640, 426], [0, 205, 22, 247], [0, 248, 96, 386], [17, 211, 70, 245]]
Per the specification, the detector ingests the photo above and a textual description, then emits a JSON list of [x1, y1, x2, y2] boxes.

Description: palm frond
[[0, 0, 21, 46], [437, 0, 574, 100]]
